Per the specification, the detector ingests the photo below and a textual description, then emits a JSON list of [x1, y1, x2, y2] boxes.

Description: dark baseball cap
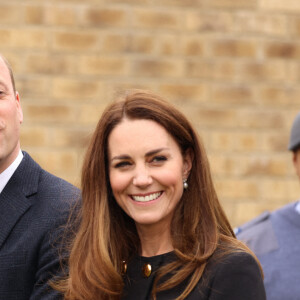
[[289, 112, 300, 151]]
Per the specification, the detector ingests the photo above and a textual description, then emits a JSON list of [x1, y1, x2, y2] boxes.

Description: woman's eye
[[152, 156, 167, 163], [114, 161, 131, 168]]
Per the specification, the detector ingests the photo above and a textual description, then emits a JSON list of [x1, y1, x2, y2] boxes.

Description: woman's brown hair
[[59, 90, 258, 299]]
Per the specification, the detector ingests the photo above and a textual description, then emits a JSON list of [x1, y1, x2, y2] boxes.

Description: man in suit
[[0, 54, 79, 299], [236, 112, 300, 300]]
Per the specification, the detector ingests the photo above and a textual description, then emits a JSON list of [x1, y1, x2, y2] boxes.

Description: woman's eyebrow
[[111, 148, 169, 161], [145, 148, 168, 157], [111, 154, 131, 161]]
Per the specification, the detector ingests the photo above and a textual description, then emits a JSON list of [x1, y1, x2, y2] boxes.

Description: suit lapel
[[0, 152, 41, 249], [0, 188, 32, 249]]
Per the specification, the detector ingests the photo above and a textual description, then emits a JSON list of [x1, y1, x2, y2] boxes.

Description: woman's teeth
[[132, 192, 162, 202]]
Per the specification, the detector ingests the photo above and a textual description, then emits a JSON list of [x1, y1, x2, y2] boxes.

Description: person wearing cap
[[236, 112, 300, 300]]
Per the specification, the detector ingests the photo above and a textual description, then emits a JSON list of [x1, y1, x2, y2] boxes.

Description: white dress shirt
[[0, 150, 23, 194]]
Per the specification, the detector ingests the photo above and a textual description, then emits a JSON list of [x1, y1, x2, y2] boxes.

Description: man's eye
[[0, 90, 7, 97]]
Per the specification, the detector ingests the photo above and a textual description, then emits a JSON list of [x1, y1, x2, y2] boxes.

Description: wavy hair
[[58, 90, 258, 299]]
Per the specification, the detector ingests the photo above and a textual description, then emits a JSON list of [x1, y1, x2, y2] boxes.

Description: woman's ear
[[182, 148, 193, 179]]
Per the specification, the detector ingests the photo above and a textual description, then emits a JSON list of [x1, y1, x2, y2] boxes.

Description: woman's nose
[[132, 166, 152, 187]]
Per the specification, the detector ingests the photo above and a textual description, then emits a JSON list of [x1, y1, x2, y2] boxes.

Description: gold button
[[142, 263, 152, 277], [121, 260, 127, 275]]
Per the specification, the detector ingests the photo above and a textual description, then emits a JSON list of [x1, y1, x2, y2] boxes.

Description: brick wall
[[1, 0, 300, 226]]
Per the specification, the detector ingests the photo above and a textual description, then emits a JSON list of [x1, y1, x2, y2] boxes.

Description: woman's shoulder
[[211, 249, 258, 268], [205, 248, 263, 281], [199, 250, 266, 300]]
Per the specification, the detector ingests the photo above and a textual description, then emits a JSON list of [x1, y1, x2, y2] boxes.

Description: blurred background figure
[[236, 111, 300, 300]]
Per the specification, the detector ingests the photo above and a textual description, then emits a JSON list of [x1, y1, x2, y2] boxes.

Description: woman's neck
[[136, 222, 173, 257]]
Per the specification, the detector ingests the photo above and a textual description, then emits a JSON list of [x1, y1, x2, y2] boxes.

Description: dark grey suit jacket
[[0, 152, 80, 300]]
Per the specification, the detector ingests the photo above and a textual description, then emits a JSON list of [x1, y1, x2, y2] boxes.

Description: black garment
[[122, 251, 266, 300]]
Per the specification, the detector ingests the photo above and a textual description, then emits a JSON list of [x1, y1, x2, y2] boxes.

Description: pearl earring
[[183, 179, 188, 189]]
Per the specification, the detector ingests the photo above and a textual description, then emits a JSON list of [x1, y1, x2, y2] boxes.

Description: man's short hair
[[289, 112, 300, 152], [0, 54, 16, 94]]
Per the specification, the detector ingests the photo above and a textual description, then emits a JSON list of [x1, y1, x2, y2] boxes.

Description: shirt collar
[[0, 150, 23, 194], [296, 201, 300, 215]]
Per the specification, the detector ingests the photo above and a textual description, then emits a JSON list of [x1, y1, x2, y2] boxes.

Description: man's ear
[[183, 148, 193, 179], [16, 92, 23, 124], [293, 152, 297, 165]]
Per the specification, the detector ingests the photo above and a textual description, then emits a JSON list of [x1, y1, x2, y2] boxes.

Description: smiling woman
[[56, 90, 266, 300], [108, 118, 192, 243]]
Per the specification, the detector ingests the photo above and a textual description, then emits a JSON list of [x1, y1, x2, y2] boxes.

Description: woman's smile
[[130, 191, 163, 203]]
